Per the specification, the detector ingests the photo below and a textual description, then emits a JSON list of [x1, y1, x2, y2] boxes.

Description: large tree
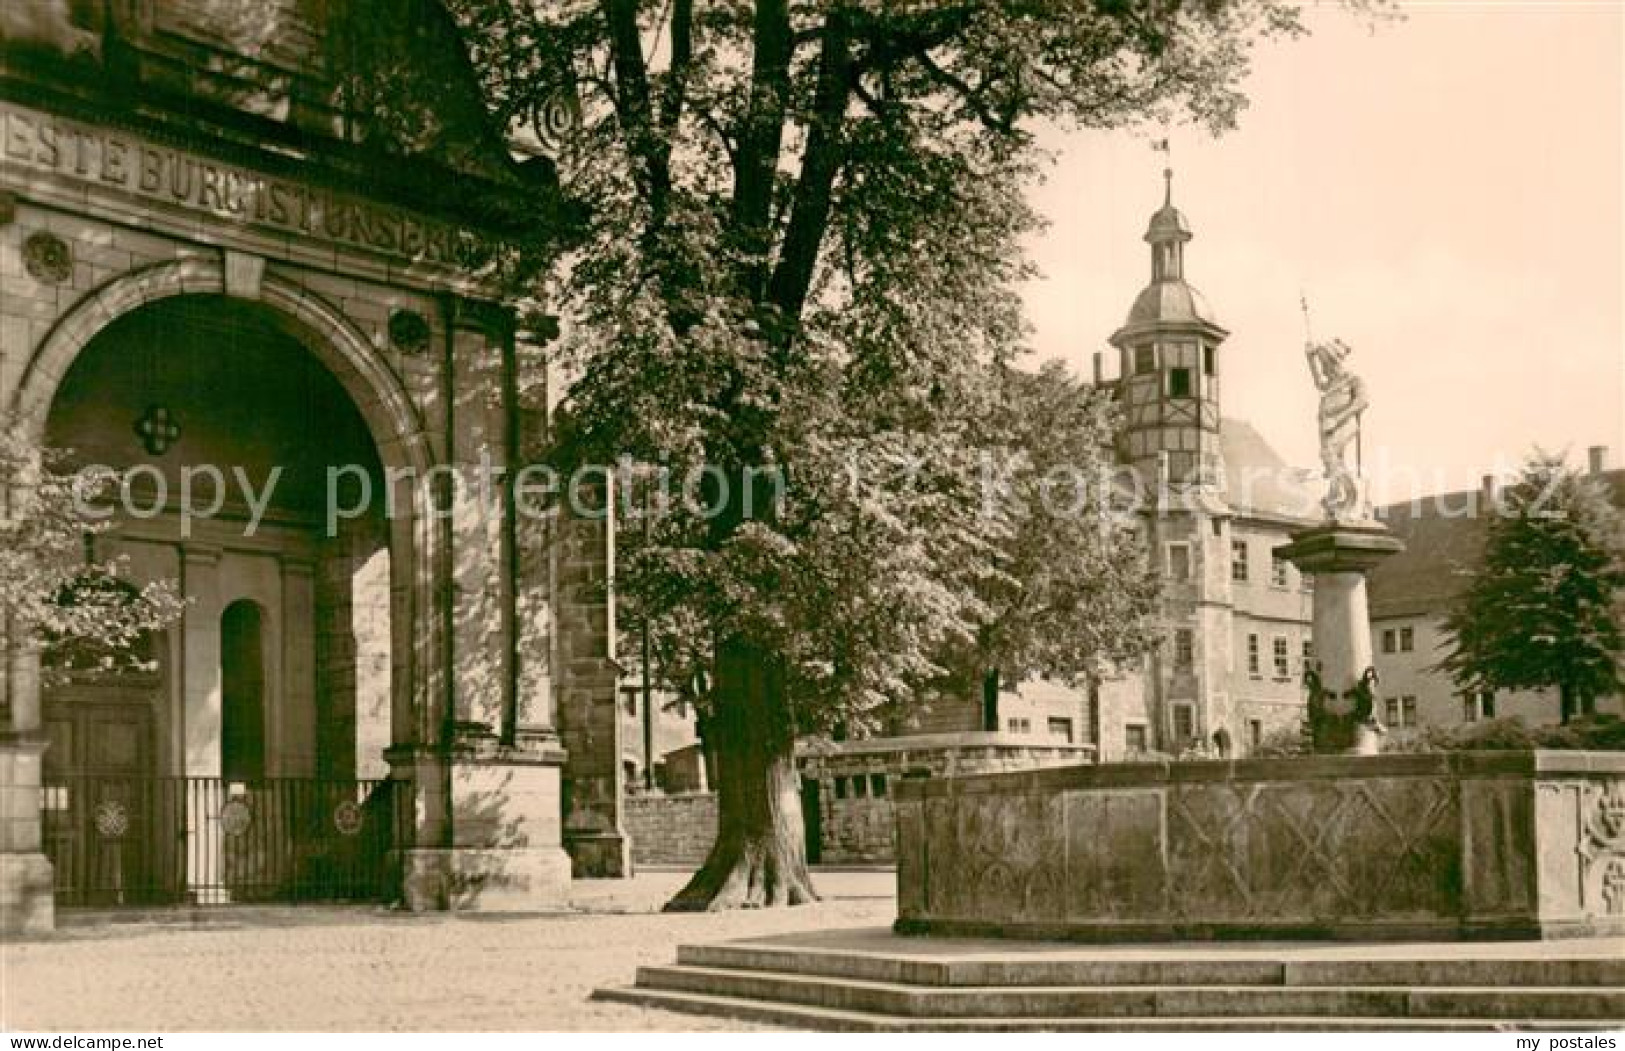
[[1441, 452, 1625, 724], [428, 0, 1378, 909]]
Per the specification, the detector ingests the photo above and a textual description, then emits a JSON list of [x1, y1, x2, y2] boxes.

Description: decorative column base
[[1276, 523, 1405, 755], [0, 735, 53, 935], [389, 733, 573, 912]]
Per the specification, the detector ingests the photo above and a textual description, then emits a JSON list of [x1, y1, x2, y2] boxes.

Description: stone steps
[[594, 986, 1622, 1033], [677, 942, 1625, 988], [592, 938, 1625, 1031]]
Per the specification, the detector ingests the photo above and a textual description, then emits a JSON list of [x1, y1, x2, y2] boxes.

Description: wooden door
[[43, 688, 159, 906]]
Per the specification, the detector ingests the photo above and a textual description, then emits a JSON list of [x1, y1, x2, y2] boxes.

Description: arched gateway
[[0, 0, 626, 933]]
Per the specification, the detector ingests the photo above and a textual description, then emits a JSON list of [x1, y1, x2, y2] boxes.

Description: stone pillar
[[278, 557, 317, 778], [1276, 523, 1405, 753], [394, 297, 571, 911], [0, 615, 53, 935], [514, 342, 554, 742], [180, 544, 223, 777], [554, 492, 628, 878]]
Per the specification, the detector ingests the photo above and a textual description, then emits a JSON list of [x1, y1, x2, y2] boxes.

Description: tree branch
[[730, 0, 794, 302], [766, 3, 853, 333], [655, 0, 694, 142]]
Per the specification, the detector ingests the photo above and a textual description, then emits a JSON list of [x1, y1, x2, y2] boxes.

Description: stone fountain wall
[[894, 751, 1625, 941]]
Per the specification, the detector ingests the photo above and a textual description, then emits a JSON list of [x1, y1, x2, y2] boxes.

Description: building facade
[[0, 0, 625, 933], [1367, 456, 1625, 732]]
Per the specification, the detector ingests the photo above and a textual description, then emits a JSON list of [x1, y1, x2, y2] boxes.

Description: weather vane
[[1151, 137, 1172, 202]]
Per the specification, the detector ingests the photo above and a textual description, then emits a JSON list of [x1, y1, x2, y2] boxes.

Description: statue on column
[[1281, 329, 1401, 755], [1305, 339, 1370, 522]]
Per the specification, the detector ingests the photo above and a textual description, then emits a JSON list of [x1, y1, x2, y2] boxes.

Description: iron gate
[[42, 776, 401, 908]]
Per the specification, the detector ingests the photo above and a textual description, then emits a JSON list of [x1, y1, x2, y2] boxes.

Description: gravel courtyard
[[1, 870, 895, 1032]]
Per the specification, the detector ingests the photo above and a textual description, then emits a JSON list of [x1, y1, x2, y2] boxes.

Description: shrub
[[1382, 714, 1624, 753]]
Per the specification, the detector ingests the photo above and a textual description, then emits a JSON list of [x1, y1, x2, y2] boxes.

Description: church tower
[[1109, 170, 1229, 491]]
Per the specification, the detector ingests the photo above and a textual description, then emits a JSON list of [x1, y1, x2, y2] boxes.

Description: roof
[[1367, 468, 1625, 620], [1219, 418, 1322, 524], [1146, 203, 1193, 243], [1125, 281, 1221, 329]]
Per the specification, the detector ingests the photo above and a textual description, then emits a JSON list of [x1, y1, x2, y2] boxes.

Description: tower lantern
[[1108, 169, 1229, 489]]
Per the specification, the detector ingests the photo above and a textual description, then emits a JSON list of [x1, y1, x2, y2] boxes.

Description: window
[[1007, 717, 1031, 734], [1271, 557, 1290, 588], [870, 773, 887, 797], [1134, 346, 1155, 373], [1231, 540, 1249, 582], [1273, 637, 1290, 679], [1174, 628, 1194, 669], [1203, 344, 1215, 376], [1385, 696, 1419, 728], [1169, 367, 1192, 398], [1171, 704, 1195, 746], [1302, 638, 1314, 665], [1166, 542, 1191, 582], [1125, 725, 1148, 754], [1381, 628, 1397, 654], [833, 777, 848, 800], [1211, 518, 1224, 538], [1247, 634, 1261, 677], [1248, 719, 1263, 750], [1463, 691, 1496, 722], [1047, 717, 1074, 743], [1399, 626, 1415, 653], [853, 774, 868, 798], [620, 687, 639, 718]]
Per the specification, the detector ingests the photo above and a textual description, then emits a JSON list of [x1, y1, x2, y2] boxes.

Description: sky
[[1020, 0, 1624, 503]]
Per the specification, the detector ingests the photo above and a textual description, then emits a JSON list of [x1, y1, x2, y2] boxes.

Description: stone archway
[[3, 256, 459, 915], [8, 256, 443, 751]]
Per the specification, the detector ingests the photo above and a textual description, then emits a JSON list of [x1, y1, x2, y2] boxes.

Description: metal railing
[[41, 775, 400, 908]]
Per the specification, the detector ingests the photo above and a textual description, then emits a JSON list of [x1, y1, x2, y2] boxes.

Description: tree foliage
[[1, 423, 183, 681], [1440, 452, 1625, 723]]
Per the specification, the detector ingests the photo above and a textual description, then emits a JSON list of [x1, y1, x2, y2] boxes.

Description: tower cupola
[[1108, 169, 1230, 489]]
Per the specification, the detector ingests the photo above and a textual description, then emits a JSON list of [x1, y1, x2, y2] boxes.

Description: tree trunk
[[664, 637, 819, 911], [1560, 682, 1576, 725]]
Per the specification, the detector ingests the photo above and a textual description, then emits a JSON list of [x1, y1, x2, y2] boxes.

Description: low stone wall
[[801, 734, 1094, 864], [624, 793, 717, 867], [895, 750, 1625, 941]]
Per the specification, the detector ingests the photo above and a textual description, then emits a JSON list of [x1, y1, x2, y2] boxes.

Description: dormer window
[[1203, 345, 1215, 376], [1169, 367, 1192, 398], [1134, 346, 1155, 374]]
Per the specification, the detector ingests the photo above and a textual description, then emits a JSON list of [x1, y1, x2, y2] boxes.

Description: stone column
[[0, 614, 53, 934], [395, 297, 570, 911], [180, 544, 223, 777], [554, 490, 628, 878], [1276, 523, 1405, 753], [513, 341, 555, 742]]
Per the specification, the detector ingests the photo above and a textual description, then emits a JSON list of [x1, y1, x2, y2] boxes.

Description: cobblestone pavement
[[1, 870, 895, 1032]]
